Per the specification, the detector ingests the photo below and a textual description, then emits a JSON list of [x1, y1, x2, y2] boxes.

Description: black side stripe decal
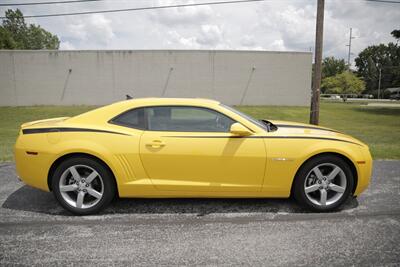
[[22, 127, 130, 136], [163, 135, 361, 146], [265, 136, 360, 145], [21, 128, 359, 145], [275, 124, 341, 133]]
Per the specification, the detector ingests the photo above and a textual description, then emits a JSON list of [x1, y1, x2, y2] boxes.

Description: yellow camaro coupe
[[15, 98, 372, 215]]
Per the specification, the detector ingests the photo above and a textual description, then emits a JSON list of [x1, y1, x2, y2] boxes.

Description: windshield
[[220, 104, 268, 130]]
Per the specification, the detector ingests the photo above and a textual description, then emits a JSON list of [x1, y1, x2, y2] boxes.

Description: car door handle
[[146, 140, 166, 148]]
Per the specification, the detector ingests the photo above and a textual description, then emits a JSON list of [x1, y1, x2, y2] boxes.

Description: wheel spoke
[[329, 183, 345, 193], [85, 171, 98, 184], [59, 164, 105, 210], [60, 184, 78, 192], [312, 167, 324, 180], [69, 166, 81, 181], [76, 191, 85, 208], [304, 163, 348, 207], [305, 184, 320, 193], [327, 166, 341, 181], [320, 189, 327, 206], [87, 188, 102, 199]]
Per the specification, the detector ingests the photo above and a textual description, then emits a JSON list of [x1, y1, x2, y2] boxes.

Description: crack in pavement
[[1, 209, 400, 228]]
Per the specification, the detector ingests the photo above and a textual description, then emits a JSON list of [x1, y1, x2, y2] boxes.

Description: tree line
[[319, 30, 399, 98], [0, 9, 59, 49], [1, 9, 399, 98]]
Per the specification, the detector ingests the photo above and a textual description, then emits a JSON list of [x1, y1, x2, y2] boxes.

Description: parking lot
[[1, 160, 399, 266]]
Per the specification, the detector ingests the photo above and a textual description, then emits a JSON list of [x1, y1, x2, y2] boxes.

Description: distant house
[[386, 88, 400, 100]]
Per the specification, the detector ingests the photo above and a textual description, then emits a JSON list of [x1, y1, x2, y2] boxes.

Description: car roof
[[117, 97, 220, 106], [67, 97, 221, 124]]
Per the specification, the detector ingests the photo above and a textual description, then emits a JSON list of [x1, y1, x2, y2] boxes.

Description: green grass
[[0, 102, 399, 161]]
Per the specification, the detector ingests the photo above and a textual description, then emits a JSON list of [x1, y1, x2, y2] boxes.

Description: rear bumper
[[14, 138, 52, 192]]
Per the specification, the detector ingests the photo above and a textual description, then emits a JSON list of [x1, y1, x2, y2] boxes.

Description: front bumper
[[353, 147, 373, 196]]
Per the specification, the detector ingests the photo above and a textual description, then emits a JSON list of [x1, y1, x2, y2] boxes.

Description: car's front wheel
[[293, 155, 354, 212], [51, 156, 116, 215]]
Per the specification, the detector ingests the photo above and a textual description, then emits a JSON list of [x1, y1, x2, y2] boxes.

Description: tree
[[27, 24, 60, 49], [0, 26, 16, 49], [321, 72, 365, 95], [392, 29, 400, 40], [322, 57, 348, 78], [0, 9, 59, 49], [355, 42, 400, 92]]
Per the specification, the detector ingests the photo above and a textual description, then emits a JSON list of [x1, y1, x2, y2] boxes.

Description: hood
[[270, 120, 339, 134], [268, 120, 366, 147]]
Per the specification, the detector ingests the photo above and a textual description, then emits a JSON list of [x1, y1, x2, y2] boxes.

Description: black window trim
[[108, 105, 240, 133]]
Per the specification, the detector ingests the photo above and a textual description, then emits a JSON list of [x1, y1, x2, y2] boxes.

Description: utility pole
[[378, 67, 382, 99], [346, 28, 355, 67], [309, 0, 325, 125]]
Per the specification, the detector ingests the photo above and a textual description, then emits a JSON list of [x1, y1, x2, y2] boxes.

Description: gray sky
[[1, 0, 399, 65]]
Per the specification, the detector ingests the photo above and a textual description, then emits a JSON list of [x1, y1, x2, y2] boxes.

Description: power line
[[0, 0, 398, 9], [365, 0, 400, 3], [1, 0, 400, 7], [36, 1, 400, 22], [0, 0, 265, 19], [0, 0, 102, 6]]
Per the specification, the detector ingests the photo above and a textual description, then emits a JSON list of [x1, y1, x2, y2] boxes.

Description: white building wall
[[0, 50, 312, 106]]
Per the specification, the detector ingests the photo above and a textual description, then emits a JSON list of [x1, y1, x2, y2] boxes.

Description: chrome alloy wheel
[[59, 165, 104, 209], [304, 163, 347, 207]]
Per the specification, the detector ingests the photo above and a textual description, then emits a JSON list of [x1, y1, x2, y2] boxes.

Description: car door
[[139, 105, 267, 192]]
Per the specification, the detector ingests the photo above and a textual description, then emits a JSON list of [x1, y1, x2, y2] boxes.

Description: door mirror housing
[[230, 123, 252, 136]]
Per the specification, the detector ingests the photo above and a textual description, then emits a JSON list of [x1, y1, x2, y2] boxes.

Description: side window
[[146, 106, 236, 132], [111, 108, 145, 129]]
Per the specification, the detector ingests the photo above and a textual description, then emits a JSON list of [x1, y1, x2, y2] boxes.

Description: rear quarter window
[[110, 108, 145, 129]]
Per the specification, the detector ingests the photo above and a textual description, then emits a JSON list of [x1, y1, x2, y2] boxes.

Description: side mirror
[[230, 123, 252, 136]]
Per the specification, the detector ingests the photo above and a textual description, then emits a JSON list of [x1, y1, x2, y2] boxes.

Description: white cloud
[[1, 0, 399, 65], [65, 14, 114, 45], [163, 24, 228, 49], [197, 25, 223, 46], [240, 35, 256, 47], [60, 41, 75, 50], [149, 0, 213, 26], [166, 30, 199, 48], [268, 39, 286, 51]]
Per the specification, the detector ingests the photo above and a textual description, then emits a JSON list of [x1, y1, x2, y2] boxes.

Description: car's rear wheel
[[51, 157, 116, 215], [293, 155, 354, 212]]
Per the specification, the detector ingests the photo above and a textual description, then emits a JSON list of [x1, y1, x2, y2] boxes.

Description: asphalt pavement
[[0, 160, 399, 266]]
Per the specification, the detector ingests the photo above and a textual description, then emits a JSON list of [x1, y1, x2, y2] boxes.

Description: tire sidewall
[[52, 157, 116, 215], [294, 155, 354, 212]]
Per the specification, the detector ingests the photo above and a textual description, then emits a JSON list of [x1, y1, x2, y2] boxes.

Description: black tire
[[293, 155, 354, 212], [51, 156, 116, 215]]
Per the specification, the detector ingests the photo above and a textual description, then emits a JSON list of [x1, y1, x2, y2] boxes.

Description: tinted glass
[[112, 108, 145, 129], [146, 106, 235, 132]]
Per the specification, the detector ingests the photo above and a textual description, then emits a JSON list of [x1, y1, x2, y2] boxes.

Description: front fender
[[262, 138, 365, 197]]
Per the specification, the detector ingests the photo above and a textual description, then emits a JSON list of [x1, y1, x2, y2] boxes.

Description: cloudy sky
[[1, 0, 399, 65]]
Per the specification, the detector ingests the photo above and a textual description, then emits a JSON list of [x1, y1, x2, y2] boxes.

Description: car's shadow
[[2, 185, 359, 216]]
